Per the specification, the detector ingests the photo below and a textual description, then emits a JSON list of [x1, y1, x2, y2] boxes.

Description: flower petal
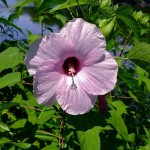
[[34, 60, 63, 106], [56, 76, 97, 115], [25, 33, 75, 75], [60, 18, 105, 65], [77, 51, 118, 95]]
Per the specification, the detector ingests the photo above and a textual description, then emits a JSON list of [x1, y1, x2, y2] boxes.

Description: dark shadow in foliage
[[66, 110, 109, 131], [10, 121, 38, 140]]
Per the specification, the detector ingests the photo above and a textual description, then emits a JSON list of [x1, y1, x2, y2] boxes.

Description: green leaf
[[49, 0, 87, 13], [0, 102, 19, 110], [36, 0, 64, 14], [37, 108, 55, 124], [54, 14, 69, 25], [139, 145, 150, 150], [136, 66, 145, 86], [143, 77, 150, 92], [128, 43, 150, 71], [112, 101, 128, 115], [12, 94, 22, 103], [119, 69, 145, 100], [115, 5, 133, 16], [42, 144, 59, 150], [0, 138, 10, 145], [100, 0, 111, 8], [127, 133, 135, 143], [0, 72, 21, 89], [99, 17, 115, 37], [10, 119, 27, 129], [128, 90, 139, 103], [0, 47, 23, 72], [107, 110, 128, 140], [77, 127, 100, 150], [0, 122, 10, 131], [67, 111, 104, 150], [11, 142, 31, 149], [35, 135, 58, 142], [27, 32, 41, 45], [115, 6, 140, 37]]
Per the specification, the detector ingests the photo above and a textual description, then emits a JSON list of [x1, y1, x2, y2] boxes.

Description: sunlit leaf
[[0, 122, 10, 131], [11, 142, 31, 149], [0, 138, 10, 145], [99, 17, 115, 37], [128, 43, 150, 71], [107, 110, 128, 140], [0, 47, 23, 72], [37, 108, 55, 124], [127, 133, 135, 143], [77, 127, 100, 150], [0, 72, 21, 89], [10, 119, 27, 129], [112, 101, 128, 115]]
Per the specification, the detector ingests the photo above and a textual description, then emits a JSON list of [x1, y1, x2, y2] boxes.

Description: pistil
[[68, 67, 77, 90]]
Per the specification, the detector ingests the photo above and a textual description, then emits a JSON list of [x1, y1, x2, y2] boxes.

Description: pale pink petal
[[60, 18, 105, 65], [34, 60, 63, 106], [56, 77, 97, 115], [25, 33, 75, 75], [77, 51, 118, 95]]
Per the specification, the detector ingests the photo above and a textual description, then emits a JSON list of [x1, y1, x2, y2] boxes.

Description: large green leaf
[[107, 110, 128, 140], [0, 47, 23, 72], [0, 72, 21, 89], [77, 127, 100, 150], [128, 43, 150, 71], [67, 111, 106, 150]]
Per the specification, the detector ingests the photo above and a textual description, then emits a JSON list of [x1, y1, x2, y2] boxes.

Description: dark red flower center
[[63, 57, 79, 76], [63, 57, 79, 89]]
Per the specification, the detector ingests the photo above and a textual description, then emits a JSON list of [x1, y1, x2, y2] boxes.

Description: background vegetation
[[0, 0, 150, 149]]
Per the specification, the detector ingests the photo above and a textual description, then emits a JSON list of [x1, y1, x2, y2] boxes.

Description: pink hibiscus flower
[[25, 18, 118, 115]]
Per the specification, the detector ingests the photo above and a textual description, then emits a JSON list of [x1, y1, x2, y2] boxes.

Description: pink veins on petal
[[25, 18, 118, 115]]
